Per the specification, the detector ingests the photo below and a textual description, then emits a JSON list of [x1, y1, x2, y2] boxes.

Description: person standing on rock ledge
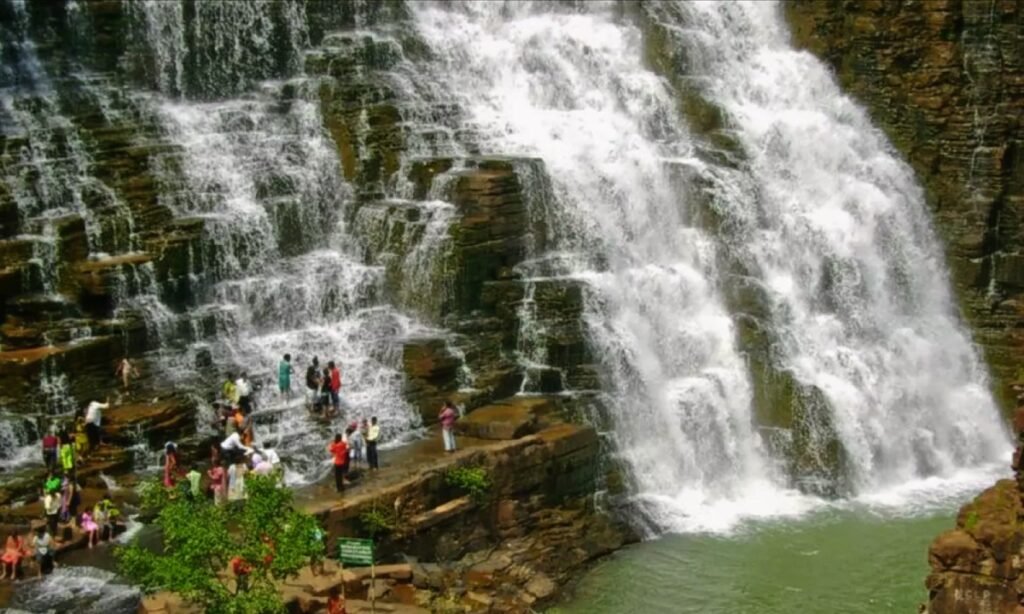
[[114, 357, 136, 391], [84, 398, 109, 453], [439, 401, 458, 453], [278, 354, 294, 401], [366, 417, 380, 470], [328, 433, 348, 494]]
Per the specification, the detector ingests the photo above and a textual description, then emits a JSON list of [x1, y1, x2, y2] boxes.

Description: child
[[81, 510, 99, 548], [31, 525, 54, 578], [208, 461, 227, 506], [95, 495, 118, 541]]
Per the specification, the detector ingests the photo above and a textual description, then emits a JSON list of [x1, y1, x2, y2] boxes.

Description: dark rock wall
[[786, 0, 1024, 410]]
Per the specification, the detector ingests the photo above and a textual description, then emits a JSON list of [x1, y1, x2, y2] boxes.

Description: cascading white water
[[667, 1, 1010, 492], [411, 1, 792, 532], [409, 0, 1011, 532], [145, 80, 427, 484]]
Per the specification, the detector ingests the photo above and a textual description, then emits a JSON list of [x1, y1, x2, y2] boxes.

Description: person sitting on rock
[[98, 494, 119, 541], [81, 510, 99, 549], [1, 531, 27, 580]]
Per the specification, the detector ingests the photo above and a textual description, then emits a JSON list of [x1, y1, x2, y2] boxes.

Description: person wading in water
[[278, 354, 293, 401]]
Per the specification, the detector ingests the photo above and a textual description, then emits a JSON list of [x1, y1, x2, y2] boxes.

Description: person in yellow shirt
[[222, 377, 239, 406], [73, 417, 88, 455]]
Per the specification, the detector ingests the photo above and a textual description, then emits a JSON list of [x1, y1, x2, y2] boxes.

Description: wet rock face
[[786, 0, 1024, 409], [923, 405, 1024, 613]]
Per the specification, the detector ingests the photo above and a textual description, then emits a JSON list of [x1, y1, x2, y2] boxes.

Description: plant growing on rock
[[359, 501, 397, 538], [445, 465, 492, 503], [116, 475, 324, 614]]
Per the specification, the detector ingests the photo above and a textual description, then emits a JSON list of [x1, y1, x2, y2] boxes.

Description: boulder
[[456, 399, 544, 440]]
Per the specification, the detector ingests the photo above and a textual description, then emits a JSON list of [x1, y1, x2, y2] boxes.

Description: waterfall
[[410, 1, 785, 532], [0, 413, 39, 471], [665, 0, 1009, 492], [0, 0, 1011, 535], [407, 0, 1011, 532]]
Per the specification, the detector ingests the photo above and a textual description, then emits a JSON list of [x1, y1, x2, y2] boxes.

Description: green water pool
[[553, 509, 951, 614]]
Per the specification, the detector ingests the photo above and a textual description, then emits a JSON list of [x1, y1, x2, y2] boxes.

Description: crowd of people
[[0, 351, 463, 586]]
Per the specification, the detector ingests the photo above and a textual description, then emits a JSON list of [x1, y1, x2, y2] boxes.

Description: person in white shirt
[[220, 431, 252, 463], [83, 399, 109, 452], [235, 373, 253, 413], [366, 416, 380, 470], [258, 447, 281, 467]]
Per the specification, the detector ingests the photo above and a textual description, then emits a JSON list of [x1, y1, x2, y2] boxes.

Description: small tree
[[117, 475, 324, 614]]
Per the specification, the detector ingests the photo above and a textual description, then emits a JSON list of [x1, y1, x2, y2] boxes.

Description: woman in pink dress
[[81, 511, 99, 548]]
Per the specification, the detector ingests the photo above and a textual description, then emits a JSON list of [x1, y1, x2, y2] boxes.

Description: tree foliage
[[117, 475, 325, 614]]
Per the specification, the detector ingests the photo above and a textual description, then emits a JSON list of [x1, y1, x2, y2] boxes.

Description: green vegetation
[[445, 465, 491, 503], [358, 502, 397, 538], [116, 476, 324, 614]]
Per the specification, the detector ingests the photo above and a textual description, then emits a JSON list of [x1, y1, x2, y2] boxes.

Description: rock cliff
[[786, 0, 1024, 409]]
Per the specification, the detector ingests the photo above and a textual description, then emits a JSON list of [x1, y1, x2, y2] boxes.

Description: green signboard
[[338, 537, 374, 566]]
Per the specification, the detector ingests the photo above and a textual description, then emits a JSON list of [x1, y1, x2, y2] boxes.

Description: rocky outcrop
[[923, 404, 1024, 613], [786, 0, 1024, 409], [302, 410, 635, 613]]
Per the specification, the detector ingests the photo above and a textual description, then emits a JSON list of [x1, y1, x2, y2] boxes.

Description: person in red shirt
[[327, 361, 341, 414], [231, 556, 251, 592], [327, 586, 346, 614], [41, 429, 59, 470], [327, 434, 348, 494]]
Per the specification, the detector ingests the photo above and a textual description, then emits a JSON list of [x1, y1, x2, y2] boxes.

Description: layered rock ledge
[[139, 398, 634, 613]]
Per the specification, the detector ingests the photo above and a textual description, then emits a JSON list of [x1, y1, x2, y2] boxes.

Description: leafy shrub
[[445, 465, 491, 503], [359, 503, 396, 538], [117, 476, 323, 614]]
